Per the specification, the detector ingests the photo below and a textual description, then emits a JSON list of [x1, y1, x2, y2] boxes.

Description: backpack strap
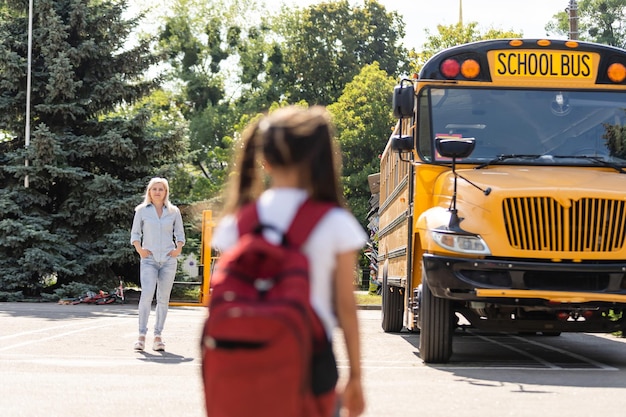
[[286, 199, 335, 248], [236, 202, 260, 236]]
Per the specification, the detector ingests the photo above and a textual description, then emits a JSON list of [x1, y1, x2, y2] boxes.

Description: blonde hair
[[135, 177, 174, 211]]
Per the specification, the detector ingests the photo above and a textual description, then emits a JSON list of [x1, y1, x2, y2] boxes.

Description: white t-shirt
[[212, 188, 368, 338]]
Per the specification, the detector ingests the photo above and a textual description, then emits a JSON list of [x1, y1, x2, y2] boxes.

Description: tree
[[545, 0, 626, 47], [272, 0, 408, 106], [409, 23, 522, 74], [156, 0, 409, 205], [328, 62, 397, 226], [0, 0, 186, 293], [158, 0, 270, 203]]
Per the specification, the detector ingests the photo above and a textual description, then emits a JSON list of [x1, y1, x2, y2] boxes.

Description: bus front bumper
[[422, 253, 626, 305]]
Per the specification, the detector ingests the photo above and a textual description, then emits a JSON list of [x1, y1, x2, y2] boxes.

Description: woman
[[211, 106, 366, 417], [130, 177, 185, 352]]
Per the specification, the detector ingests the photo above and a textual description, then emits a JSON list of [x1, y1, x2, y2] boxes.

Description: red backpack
[[202, 199, 338, 417]]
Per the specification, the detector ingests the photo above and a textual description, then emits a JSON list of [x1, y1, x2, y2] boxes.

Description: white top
[[212, 188, 368, 337]]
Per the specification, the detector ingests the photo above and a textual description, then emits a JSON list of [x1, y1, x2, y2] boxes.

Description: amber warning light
[[607, 62, 626, 83]]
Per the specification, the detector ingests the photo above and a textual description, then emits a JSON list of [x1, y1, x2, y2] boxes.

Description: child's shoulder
[[212, 214, 238, 251], [314, 206, 367, 246], [324, 206, 356, 221]]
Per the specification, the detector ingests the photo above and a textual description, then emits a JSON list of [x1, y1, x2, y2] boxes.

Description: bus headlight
[[431, 231, 491, 255]]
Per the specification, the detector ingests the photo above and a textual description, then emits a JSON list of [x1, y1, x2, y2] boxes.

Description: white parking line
[[0, 320, 103, 341], [509, 333, 618, 371], [432, 366, 618, 371], [0, 319, 121, 352], [0, 355, 199, 367], [464, 331, 618, 371], [470, 332, 560, 369], [0, 309, 136, 341], [336, 363, 617, 371]]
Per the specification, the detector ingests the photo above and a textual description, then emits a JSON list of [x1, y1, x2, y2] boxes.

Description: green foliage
[[0, 0, 186, 293], [2, 0, 556, 294], [328, 62, 396, 226], [545, 0, 626, 47], [156, 0, 409, 206], [40, 281, 98, 301], [170, 283, 201, 302], [354, 292, 381, 305], [0, 291, 24, 302], [158, 0, 266, 201], [273, 0, 408, 106]]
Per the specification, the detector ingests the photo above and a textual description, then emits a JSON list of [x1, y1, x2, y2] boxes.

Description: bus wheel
[[419, 280, 453, 363], [381, 261, 404, 333]]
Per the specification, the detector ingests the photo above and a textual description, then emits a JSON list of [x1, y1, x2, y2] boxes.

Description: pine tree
[[0, 0, 186, 294]]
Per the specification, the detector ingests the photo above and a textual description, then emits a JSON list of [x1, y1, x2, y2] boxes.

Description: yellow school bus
[[379, 39, 626, 363]]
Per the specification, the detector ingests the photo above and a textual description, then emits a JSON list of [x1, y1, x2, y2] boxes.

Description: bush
[[41, 282, 99, 302], [170, 283, 201, 302], [0, 291, 24, 302]]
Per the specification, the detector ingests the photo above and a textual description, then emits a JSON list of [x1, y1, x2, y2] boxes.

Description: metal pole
[[24, 0, 33, 188]]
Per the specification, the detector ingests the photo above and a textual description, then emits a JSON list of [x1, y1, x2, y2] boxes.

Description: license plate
[[489, 50, 598, 81]]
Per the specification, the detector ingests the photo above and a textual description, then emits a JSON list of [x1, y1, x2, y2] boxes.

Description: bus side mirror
[[435, 137, 476, 159], [392, 81, 414, 119], [391, 135, 414, 152]]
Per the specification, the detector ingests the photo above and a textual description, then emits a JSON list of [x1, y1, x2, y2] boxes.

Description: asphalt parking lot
[[0, 298, 381, 417], [9, 300, 626, 417], [0, 302, 208, 417]]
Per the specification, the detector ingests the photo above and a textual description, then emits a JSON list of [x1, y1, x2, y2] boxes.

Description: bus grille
[[503, 197, 626, 252]]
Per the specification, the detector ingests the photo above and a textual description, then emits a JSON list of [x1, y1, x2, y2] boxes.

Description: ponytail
[[308, 122, 345, 206], [224, 120, 263, 213]]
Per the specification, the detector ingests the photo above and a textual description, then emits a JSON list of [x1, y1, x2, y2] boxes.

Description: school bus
[[378, 39, 626, 363]]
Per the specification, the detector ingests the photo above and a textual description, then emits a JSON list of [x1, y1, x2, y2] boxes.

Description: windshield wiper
[[475, 154, 626, 173], [474, 154, 544, 170], [551, 155, 626, 174]]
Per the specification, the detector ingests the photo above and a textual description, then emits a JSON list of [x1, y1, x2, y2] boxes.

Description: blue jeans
[[138, 256, 177, 336]]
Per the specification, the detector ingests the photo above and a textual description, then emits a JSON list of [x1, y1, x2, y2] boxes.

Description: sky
[[280, 0, 569, 49], [130, 0, 569, 50]]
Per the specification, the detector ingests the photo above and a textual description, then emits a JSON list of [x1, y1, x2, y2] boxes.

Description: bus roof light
[[440, 59, 460, 79], [607, 62, 626, 83]]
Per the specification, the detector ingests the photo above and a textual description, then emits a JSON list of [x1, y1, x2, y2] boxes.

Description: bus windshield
[[421, 87, 626, 166]]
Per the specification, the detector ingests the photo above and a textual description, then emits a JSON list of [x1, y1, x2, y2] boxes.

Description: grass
[[354, 292, 382, 305], [169, 282, 382, 305], [170, 283, 201, 302]]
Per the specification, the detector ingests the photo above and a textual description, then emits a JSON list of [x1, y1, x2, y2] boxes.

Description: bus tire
[[381, 261, 404, 333], [419, 280, 453, 363]]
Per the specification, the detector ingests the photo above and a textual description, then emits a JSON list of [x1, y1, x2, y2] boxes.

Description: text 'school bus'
[[378, 39, 626, 363]]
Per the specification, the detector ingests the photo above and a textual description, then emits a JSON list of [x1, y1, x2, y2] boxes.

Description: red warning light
[[440, 59, 460, 79]]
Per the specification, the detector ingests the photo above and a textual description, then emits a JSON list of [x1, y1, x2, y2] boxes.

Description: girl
[[130, 177, 185, 351], [212, 106, 366, 417]]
